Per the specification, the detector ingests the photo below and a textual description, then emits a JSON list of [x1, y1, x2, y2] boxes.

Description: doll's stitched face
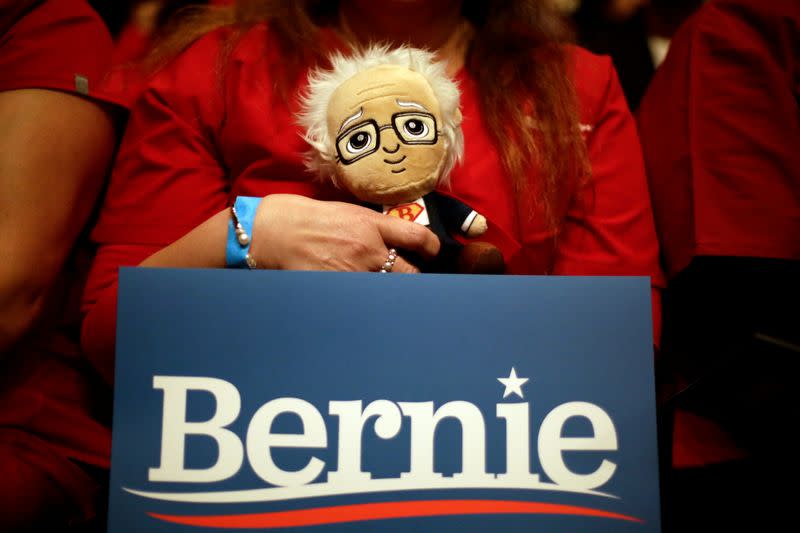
[[326, 65, 446, 205]]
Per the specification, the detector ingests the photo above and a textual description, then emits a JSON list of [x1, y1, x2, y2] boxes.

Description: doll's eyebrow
[[396, 99, 429, 111], [339, 108, 364, 133]]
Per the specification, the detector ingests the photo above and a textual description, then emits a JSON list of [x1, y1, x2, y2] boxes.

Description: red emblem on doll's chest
[[386, 202, 424, 222]]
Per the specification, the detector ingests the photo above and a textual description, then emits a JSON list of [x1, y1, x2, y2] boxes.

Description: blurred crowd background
[[90, 0, 705, 111]]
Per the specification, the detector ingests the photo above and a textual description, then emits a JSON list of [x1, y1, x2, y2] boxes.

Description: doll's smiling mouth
[[391, 168, 406, 174], [384, 155, 407, 164]]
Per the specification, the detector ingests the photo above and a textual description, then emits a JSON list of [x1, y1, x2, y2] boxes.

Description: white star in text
[[498, 367, 529, 399]]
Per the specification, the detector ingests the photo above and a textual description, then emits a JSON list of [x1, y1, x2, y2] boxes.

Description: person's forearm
[[82, 208, 233, 381], [81, 194, 440, 382], [139, 209, 229, 269]]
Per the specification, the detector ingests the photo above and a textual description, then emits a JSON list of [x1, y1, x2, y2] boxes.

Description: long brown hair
[[149, 0, 590, 230]]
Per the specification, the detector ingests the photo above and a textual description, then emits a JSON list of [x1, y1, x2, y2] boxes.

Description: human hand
[[250, 194, 440, 273]]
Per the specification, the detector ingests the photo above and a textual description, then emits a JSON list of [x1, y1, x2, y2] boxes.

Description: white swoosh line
[[396, 99, 428, 111], [339, 108, 364, 133], [124, 478, 618, 503]]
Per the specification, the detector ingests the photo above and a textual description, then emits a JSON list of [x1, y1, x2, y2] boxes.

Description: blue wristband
[[226, 196, 262, 268]]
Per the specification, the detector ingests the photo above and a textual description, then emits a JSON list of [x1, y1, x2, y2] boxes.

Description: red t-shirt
[[82, 24, 664, 386], [0, 0, 124, 107], [0, 0, 120, 470], [638, 0, 800, 468], [107, 0, 236, 107], [637, 0, 800, 279]]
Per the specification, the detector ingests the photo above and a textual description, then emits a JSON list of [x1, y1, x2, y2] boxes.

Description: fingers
[[375, 215, 440, 260], [251, 195, 437, 273], [371, 247, 418, 274], [390, 255, 420, 274]]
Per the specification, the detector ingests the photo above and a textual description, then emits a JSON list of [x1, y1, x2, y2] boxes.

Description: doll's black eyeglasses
[[335, 112, 439, 165]]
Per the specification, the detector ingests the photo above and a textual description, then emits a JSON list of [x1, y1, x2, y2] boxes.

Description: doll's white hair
[[298, 45, 464, 186]]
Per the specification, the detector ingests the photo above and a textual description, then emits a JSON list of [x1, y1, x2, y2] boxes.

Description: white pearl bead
[[237, 233, 250, 245]]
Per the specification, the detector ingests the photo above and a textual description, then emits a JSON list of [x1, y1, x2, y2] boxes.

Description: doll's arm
[[430, 192, 488, 237]]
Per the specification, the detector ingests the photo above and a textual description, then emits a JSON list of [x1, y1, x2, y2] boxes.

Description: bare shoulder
[[0, 87, 115, 180]]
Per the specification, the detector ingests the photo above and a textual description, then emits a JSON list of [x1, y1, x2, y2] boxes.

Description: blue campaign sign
[[109, 268, 660, 532]]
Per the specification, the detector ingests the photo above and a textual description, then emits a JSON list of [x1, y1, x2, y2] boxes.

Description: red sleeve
[[637, 0, 800, 278], [554, 53, 665, 344], [0, 0, 124, 107], [81, 30, 230, 383]]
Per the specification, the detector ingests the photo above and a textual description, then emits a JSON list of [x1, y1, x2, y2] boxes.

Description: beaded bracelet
[[226, 196, 262, 269]]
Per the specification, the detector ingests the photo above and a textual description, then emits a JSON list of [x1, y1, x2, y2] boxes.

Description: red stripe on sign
[[148, 499, 644, 528]]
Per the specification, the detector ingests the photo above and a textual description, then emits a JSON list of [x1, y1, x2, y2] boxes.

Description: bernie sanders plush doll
[[298, 45, 504, 274]]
